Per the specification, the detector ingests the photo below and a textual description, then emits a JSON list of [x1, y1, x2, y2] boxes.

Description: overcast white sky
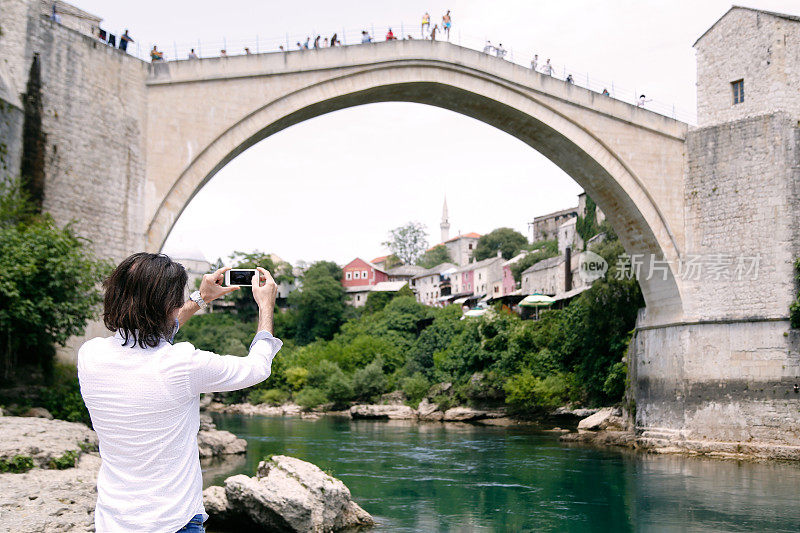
[[71, 0, 800, 266]]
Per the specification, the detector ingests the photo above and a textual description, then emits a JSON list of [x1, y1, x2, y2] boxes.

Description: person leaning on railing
[[77, 253, 282, 533]]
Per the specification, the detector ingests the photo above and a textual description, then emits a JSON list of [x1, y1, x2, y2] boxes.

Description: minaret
[[440, 196, 450, 243]]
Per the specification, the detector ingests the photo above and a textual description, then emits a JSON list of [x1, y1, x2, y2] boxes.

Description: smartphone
[[224, 269, 258, 287]]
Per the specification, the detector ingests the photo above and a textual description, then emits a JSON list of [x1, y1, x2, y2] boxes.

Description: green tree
[[511, 240, 559, 283], [474, 227, 528, 261], [0, 179, 110, 380], [383, 222, 429, 265], [417, 244, 452, 268], [288, 261, 347, 344]]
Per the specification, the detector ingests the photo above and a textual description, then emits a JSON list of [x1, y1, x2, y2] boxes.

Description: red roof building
[[342, 257, 389, 288]]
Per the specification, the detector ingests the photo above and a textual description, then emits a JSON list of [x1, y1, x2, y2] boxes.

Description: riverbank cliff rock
[[203, 455, 373, 532]]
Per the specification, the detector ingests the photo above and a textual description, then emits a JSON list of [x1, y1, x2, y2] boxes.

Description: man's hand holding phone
[[199, 267, 240, 303], [252, 267, 278, 334]]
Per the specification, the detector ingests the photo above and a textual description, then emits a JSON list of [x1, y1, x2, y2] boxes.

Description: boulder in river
[[349, 404, 416, 419], [197, 414, 247, 457], [204, 455, 373, 532], [577, 407, 625, 431], [416, 398, 443, 421]]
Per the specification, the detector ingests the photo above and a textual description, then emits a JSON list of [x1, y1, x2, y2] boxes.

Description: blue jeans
[[176, 514, 204, 532]]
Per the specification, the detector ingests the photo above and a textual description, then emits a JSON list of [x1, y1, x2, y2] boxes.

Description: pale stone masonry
[[694, 7, 800, 127]]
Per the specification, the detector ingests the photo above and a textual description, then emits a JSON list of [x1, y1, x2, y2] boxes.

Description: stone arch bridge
[[2, 8, 798, 455]]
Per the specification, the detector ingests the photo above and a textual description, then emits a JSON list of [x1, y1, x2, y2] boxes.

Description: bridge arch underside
[[148, 76, 685, 325]]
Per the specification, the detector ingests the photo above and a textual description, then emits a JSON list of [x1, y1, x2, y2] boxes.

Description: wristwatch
[[189, 290, 207, 310]]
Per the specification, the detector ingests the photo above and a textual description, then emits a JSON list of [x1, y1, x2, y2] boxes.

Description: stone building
[[694, 7, 800, 127], [528, 206, 577, 243], [412, 262, 457, 306]]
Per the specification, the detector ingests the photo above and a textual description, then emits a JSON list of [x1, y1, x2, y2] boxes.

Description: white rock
[[205, 455, 373, 532], [349, 404, 416, 420], [0, 416, 97, 468], [577, 407, 625, 430], [442, 407, 488, 422], [416, 399, 443, 421], [197, 428, 247, 458]]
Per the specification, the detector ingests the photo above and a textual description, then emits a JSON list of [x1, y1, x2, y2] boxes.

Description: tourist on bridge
[[330, 33, 340, 46], [303, 37, 310, 49], [543, 58, 554, 76], [531, 54, 538, 71], [244, 47, 251, 55], [422, 12, 430, 38], [361, 31, 372, 44], [386, 28, 396, 41], [77, 254, 282, 532], [637, 94, 651, 107], [150, 45, 163, 62], [323, 37, 329, 47], [442, 10, 452, 40], [296, 41, 302, 50], [566, 74, 574, 84], [495, 43, 506, 59], [483, 40, 494, 54], [430, 24, 438, 41], [220, 49, 227, 57], [119, 29, 133, 53], [602, 88, 610, 96], [313, 35, 321, 49], [188, 48, 198, 59]]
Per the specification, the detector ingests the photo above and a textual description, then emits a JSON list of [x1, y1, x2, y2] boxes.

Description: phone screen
[[228, 269, 255, 286]]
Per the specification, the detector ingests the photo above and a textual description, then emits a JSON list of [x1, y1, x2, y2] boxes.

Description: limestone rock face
[[204, 455, 373, 532], [0, 416, 97, 468], [349, 404, 416, 419], [577, 408, 624, 431], [0, 452, 100, 532]]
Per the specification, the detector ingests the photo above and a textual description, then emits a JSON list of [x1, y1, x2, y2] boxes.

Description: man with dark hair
[[78, 253, 280, 532]]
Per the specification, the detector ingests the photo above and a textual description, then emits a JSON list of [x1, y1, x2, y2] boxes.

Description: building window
[[732, 79, 744, 105], [357, 295, 361, 301], [346, 272, 351, 280], [468, 244, 473, 250], [361, 270, 368, 279]]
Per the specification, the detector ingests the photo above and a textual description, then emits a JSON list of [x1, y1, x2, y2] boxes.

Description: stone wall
[[1, 0, 150, 361], [695, 8, 800, 127], [630, 111, 800, 447], [682, 113, 799, 320], [632, 320, 800, 446], [2, 0, 149, 260]]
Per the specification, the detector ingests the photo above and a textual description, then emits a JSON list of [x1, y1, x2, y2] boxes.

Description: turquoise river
[[203, 413, 800, 532]]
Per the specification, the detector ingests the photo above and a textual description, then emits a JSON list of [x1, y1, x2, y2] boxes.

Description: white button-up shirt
[[78, 329, 282, 532]]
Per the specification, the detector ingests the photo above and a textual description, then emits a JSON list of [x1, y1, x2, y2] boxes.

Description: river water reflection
[[205, 413, 800, 532]]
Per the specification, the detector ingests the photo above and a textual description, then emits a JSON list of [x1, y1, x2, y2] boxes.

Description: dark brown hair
[[103, 252, 188, 348]]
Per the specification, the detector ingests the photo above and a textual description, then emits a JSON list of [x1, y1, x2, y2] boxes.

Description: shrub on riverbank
[[0, 179, 109, 382]]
